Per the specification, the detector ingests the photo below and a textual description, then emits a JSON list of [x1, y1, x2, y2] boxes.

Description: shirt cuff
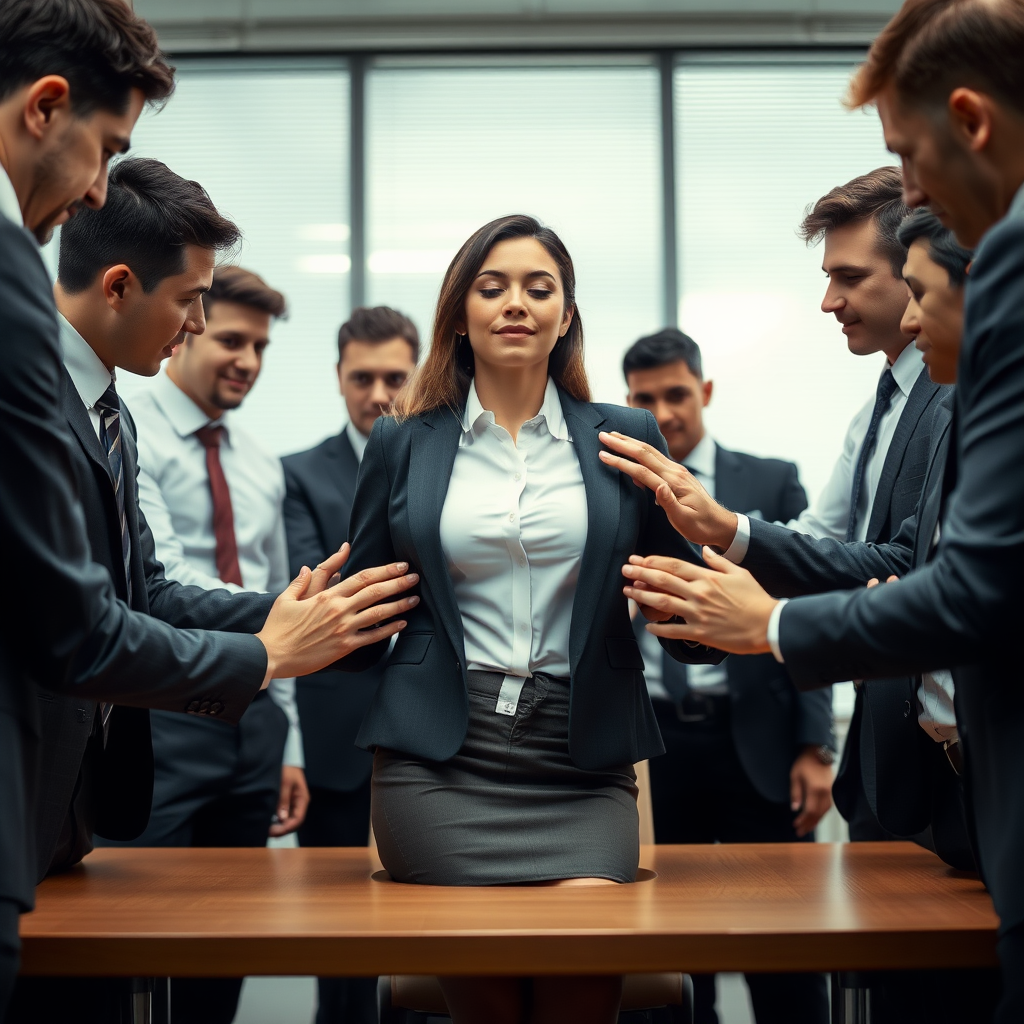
[[722, 513, 750, 563], [767, 598, 789, 663]]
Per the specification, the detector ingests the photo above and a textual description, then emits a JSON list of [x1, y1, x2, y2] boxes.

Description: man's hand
[[866, 575, 900, 588], [257, 559, 420, 684], [270, 766, 310, 837], [622, 548, 776, 654], [598, 431, 739, 549], [789, 747, 834, 838]]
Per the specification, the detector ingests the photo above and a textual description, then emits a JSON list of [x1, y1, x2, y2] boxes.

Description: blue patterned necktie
[[846, 368, 898, 542]]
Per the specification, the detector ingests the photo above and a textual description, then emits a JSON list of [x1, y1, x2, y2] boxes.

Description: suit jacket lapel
[[61, 368, 114, 487], [865, 368, 939, 541], [713, 444, 747, 511], [560, 391, 619, 672], [407, 407, 466, 664], [329, 430, 361, 507], [915, 413, 954, 569]]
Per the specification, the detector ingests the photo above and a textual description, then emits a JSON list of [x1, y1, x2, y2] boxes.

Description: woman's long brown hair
[[393, 214, 591, 420]]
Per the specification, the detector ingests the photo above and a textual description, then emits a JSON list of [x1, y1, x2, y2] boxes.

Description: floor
[[233, 973, 756, 1024]]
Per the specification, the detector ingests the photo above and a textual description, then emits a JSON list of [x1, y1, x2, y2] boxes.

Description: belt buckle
[[676, 694, 714, 723], [943, 738, 963, 776]]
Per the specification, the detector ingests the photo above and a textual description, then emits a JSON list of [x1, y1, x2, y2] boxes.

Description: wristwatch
[[812, 744, 836, 766]]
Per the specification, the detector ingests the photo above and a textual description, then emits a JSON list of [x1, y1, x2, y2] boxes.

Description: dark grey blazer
[[41, 369, 276, 879], [282, 431, 381, 793], [0, 212, 267, 911], [779, 205, 1024, 931], [339, 389, 724, 771], [743, 364, 949, 833], [712, 446, 834, 804]]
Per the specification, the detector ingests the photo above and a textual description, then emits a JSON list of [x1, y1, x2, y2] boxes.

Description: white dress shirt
[[130, 370, 303, 767], [0, 165, 22, 225], [345, 420, 369, 463], [729, 343, 926, 560], [638, 432, 729, 699], [60, 314, 116, 441], [439, 377, 588, 715]]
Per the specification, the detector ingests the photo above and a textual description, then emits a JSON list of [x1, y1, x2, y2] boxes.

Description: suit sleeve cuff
[[722, 514, 750, 563], [768, 598, 788, 663]]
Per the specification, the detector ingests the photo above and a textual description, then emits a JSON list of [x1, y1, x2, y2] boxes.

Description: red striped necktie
[[194, 424, 244, 587]]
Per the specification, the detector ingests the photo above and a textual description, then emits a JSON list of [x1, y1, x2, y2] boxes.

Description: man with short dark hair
[[623, 327, 831, 1024], [100, 260, 310, 1024], [282, 305, 419, 1024]]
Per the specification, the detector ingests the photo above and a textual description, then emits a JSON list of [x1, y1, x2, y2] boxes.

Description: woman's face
[[461, 236, 573, 373]]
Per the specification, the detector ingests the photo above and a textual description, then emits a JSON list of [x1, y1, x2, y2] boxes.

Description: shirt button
[[520, 624, 528, 633], [509, 512, 516, 522], [514, 472, 521, 481], [519, 557, 526, 567]]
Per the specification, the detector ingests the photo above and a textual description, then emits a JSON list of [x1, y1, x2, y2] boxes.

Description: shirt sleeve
[[135, 442, 246, 594], [722, 513, 750, 563], [782, 403, 866, 541], [264, 466, 303, 767], [267, 676, 304, 768], [767, 598, 788, 663]]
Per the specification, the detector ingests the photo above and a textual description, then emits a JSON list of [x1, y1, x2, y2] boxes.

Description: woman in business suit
[[340, 214, 719, 1023]]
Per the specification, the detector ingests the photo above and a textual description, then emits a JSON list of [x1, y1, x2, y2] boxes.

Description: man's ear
[[948, 87, 993, 153], [102, 265, 134, 310], [23, 76, 72, 140], [702, 379, 714, 408]]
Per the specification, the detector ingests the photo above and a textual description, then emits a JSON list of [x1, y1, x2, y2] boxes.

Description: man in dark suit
[[623, 328, 832, 1024], [611, 211, 996, 1022], [607, 3, 1024, 1014], [283, 305, 419, 1024], [5, 155, 423, 1024]]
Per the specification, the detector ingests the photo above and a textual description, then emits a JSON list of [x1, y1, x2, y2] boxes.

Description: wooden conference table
[[20, 842, 998, 1022]]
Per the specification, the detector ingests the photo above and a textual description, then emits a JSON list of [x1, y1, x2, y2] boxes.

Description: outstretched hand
[[257, 548, 420, 684], [598, 431, 739, 549], [621, 548, 776, 655]]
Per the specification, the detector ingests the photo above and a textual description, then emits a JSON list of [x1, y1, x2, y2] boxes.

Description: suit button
[[903, 700, 912, 718], [210, 702, 224, 716], [187, 701, 200, 713]]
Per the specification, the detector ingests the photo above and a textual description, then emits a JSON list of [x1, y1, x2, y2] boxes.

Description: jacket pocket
[[605, 637, 645, 670], [388, 632, 433, 666]]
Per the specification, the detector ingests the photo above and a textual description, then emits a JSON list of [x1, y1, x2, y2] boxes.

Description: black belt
[[656, 692, 730, 724]]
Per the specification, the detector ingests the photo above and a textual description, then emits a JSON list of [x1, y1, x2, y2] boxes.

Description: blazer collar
[[864, 364, 941, 542]]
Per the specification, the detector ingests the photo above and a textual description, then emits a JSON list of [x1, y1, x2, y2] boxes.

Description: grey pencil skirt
[[371, 671, 640, 886]]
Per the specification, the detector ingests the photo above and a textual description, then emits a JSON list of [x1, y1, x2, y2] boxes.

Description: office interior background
[[62, 3, 903, 1019]]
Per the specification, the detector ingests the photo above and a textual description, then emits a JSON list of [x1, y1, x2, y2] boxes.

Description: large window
[[366, 57, 665, 406], [675, 57, 896, 497], [117, 60, 351, 457], [102, 52, 895, 503]]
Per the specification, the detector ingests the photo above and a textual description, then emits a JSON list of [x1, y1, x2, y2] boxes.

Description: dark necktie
[[846, 368, 898, 542], [95, 383, 130, 735], [195, 424, 244, 587], [95, 384, 132, 606]]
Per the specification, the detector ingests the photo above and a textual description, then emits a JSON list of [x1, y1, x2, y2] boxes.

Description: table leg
[[831, 972, 871, 1024], [123, 977, 161, 1024]]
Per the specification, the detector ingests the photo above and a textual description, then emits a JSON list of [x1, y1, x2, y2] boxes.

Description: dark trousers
[[649, 698, 829, 1024], [297, 782, 377, 1024], [0, 899, 19, 1023], [96, 692, 288, 1024], [996, 920, 1024, 1024]]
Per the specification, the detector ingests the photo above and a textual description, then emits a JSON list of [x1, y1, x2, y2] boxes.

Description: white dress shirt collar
[[0, 164, 22, 226], [150, 367, 232, 443], [462, 376, 571, 443], [889, 340, 924, 398], [59, 313, 115, 410], [345, 420, 370, 464], [682, 431, 716, 479]]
